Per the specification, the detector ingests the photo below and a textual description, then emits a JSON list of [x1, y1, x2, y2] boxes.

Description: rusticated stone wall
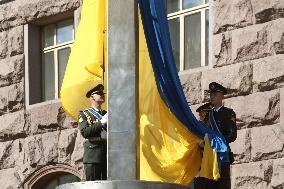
[[181, 0, 284, 188], [0, 0, 83, 188], [0, 0, 283, 189]]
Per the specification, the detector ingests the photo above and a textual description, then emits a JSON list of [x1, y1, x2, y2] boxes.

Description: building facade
[[0, 0, 84, 188], [176, 1, 284, 189], [0, 0, 283, 188]]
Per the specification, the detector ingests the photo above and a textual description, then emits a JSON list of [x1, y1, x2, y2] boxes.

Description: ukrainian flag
[[61, 0, 228, 185], [138, 0, 228, 184], [60, 0, 107, 120]]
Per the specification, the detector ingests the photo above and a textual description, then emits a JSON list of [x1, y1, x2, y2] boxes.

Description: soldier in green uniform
[[78, 84, 107, 181], [208, 82, 237, 189]]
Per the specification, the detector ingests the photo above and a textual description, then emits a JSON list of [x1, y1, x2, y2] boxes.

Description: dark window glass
[[42, 25, 55, 48], [166, 0, 180, 14], [183, 0, 202, 9], [57, 20, 74, 44], [168, 18, 180, 70], [58, 47, 71, 92], [184, 13, 201, 70], [42, 51, 55, 101], [205, 9, 209, 66]]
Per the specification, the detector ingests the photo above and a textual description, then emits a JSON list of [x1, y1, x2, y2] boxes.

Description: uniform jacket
[[211, 106, 237, 164], [78, 109, 107, 164], [211, 106, 237, 144]]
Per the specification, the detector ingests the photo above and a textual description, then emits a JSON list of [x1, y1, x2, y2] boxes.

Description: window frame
[[167, 0, 210, 73], [41, 19, 74, 101], [24, 10, 82, 108], [23, 164, 81, 189]]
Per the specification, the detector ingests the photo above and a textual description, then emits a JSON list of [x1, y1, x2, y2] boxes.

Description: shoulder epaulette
[[223, 106, 233, 111]]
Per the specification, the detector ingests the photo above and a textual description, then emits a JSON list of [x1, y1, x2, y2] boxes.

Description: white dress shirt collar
[[92, 107, 101, 112], [213, 105, 223, 112]]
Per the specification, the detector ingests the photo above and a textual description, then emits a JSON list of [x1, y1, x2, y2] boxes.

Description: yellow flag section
[[200, 135, 220, 180], [60, 0, 106, 120], [138, 17, 201, 185], [138, 16, 221, 184]]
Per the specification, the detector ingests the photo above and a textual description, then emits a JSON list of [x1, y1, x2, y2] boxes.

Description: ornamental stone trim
[[23, 163, 82, 189]]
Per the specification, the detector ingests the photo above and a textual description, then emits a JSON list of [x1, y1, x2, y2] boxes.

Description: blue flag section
[[138, 0, 229, 171]]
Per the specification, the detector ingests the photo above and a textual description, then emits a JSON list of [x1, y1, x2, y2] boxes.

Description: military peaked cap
[[86, 84, 104, 98], [209, 82, 227, 95], [196, 102, 212, 112]]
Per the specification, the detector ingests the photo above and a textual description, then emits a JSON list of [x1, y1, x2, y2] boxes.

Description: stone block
[[22, 132, 59, 169], [0, 110, 27, 141], [70, 131, 84, 169], [0, 54, 24, 87], [7, 81, 24, 112], [253, 55, 284, 92], [0, 29, 8, 59], [229, 128, 251, 163], [15, 132, 66, 182], [22, 135, 45, 167], [212, 31, 232, 67], [225, 90, 280, 129], [251, 124, 284, 161], [0, 87, 8, 115], [58, 128, 77, 164], [231, 23, 269, 63], [268, 18, 284, 55], [7, 26, 23, 56], [57, 107, 77, 128], [231, 18, 284, 63], [0, 4, 14, 30], [63, 114, 77, 128], [28, 102, 61, 134], [0, 141, 12, 168], [271, 157, 284, 188], [201, 62, 252, 99], [212, 0, 253, 34], [0, 82, 24, 116], [251, 0, 284, 24], [0, 0, 14, 5], [0, 168, 21, 189], [0, 0, 80, 31], [41, 131, 59, 163], [231, 160, 273, 189], [281, 88, 284, 127], [0, 139, 24, 170], [180, 71, 202, 105]]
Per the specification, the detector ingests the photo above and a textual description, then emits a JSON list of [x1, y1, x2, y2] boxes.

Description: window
[[23, 164, 81, 189], [41, 19, 74, 101], [24, 18, 74, 106], [166, 0, 209, 71], [24, 11, 82, 106], [31, 172, 80, 189]]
